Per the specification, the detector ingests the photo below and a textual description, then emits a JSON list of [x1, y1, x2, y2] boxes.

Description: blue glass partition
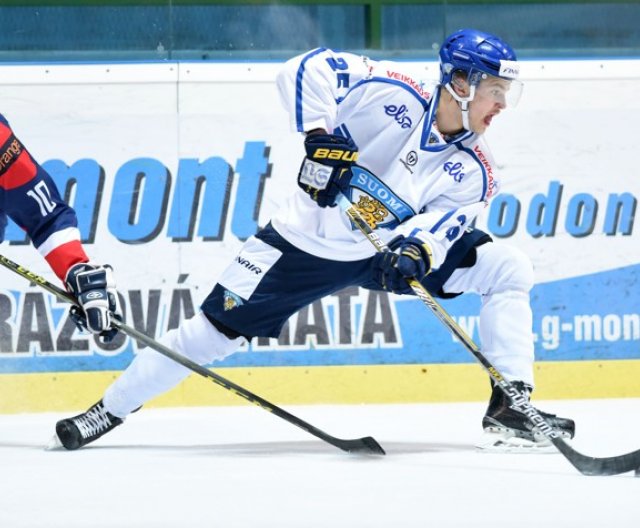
[[0, 2, 638, 62]]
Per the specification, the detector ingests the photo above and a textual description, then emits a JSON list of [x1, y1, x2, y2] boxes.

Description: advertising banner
[[0, 60, 638, 406]]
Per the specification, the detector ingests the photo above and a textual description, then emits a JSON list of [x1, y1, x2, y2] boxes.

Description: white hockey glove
[[65, 263, 122, 343], [372, 236, 433, 295], [298, 133, 358, 208]]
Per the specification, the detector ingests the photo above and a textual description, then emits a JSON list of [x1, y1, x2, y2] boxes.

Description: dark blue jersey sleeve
[[0, 113, 88, 279]]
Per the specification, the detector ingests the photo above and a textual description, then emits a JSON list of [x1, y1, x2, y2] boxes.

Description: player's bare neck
[[435, 88, 464, 136]]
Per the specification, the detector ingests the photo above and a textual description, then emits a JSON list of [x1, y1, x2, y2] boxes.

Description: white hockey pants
[[104, 312, 244, 418], [442, 242, 535, 387], [104, 241, 535, 418]]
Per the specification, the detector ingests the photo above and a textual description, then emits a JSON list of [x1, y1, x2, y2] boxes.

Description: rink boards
[[0, 59, 639, 411]]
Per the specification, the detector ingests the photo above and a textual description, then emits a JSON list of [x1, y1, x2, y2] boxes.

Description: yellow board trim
[[1, 359, 640, 414]]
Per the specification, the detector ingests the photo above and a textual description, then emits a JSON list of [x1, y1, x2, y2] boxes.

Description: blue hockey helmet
[[439, 28, 520, 86], [439, 29, 522, 131]]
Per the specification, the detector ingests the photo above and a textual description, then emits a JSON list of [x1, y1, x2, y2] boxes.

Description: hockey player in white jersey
[[53, 28, 575, 451]]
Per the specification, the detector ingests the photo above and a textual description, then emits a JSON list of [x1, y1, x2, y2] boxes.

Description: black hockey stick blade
[[339, 436, 386, 455], [112, 319, 387, 456], [552, 438, 640, 477], [0, 253, 385, 456]]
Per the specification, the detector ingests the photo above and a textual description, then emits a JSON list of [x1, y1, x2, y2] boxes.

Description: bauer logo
[[311, 148, 357, 163]]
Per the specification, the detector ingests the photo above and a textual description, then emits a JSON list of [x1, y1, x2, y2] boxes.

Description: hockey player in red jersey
[[0, 114, 121, 341], [53, 29, 575, 451]]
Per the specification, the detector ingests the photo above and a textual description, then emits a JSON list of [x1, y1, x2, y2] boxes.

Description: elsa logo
[[443, 161, 465, 182], [384, 103, 412, 129]]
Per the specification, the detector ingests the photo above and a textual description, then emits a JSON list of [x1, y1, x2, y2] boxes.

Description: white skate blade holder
[[475, 429, 558, 454]]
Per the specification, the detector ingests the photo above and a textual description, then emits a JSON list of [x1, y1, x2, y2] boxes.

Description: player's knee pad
[[164, 312, 243, 365], [478, 243, 534, 294]]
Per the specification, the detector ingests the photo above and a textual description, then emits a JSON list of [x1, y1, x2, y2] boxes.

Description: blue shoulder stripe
[[295, 48, 327, 132]]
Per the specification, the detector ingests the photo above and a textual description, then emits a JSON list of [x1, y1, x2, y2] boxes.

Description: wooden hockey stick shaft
[[339, 194, 640, 476], [0, 253, 385, 456]]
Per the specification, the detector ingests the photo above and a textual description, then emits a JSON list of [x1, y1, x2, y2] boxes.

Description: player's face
[[468, 77, 511, 134]]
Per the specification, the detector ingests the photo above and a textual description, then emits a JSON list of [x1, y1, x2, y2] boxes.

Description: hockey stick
[[339, 195, 640, 475], [0, 253, 385, 456]]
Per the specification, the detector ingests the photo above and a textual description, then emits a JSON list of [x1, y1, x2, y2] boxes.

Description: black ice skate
[[51, 400, 123, 450], [477, 381, 575, 452]]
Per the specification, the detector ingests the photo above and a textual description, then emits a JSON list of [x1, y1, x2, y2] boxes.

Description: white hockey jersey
[[273, 48, 500, 270]]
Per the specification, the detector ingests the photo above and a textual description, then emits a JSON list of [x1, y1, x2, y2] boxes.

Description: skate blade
[[475, 430, 557, 454], [45, 433, 64, 451]]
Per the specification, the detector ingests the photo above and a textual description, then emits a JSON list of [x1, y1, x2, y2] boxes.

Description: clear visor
[[474, 73, 523, 108]]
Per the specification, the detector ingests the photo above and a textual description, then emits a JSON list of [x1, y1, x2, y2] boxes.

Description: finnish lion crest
[[223, 290, 244, 311]]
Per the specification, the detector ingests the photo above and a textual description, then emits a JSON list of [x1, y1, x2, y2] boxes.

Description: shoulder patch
[[0, 133, 25, 175], [0, 130, 37, 189]]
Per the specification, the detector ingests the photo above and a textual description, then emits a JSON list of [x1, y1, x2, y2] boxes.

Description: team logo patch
[[354, 195, 388, 229], [347, 166, 414, 229], [223, 290, 244, 311]]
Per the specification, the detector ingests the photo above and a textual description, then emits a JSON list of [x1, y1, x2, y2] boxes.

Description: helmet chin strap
[[444, 83, 476, 132]]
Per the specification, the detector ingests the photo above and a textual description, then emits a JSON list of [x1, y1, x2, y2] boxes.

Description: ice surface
[[1, 399, 639, 527]]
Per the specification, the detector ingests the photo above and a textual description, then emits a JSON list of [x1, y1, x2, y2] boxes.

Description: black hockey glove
[[65, 263, 122, 343], [297, 133, 358, 208], [372, 236, 433, 295]]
